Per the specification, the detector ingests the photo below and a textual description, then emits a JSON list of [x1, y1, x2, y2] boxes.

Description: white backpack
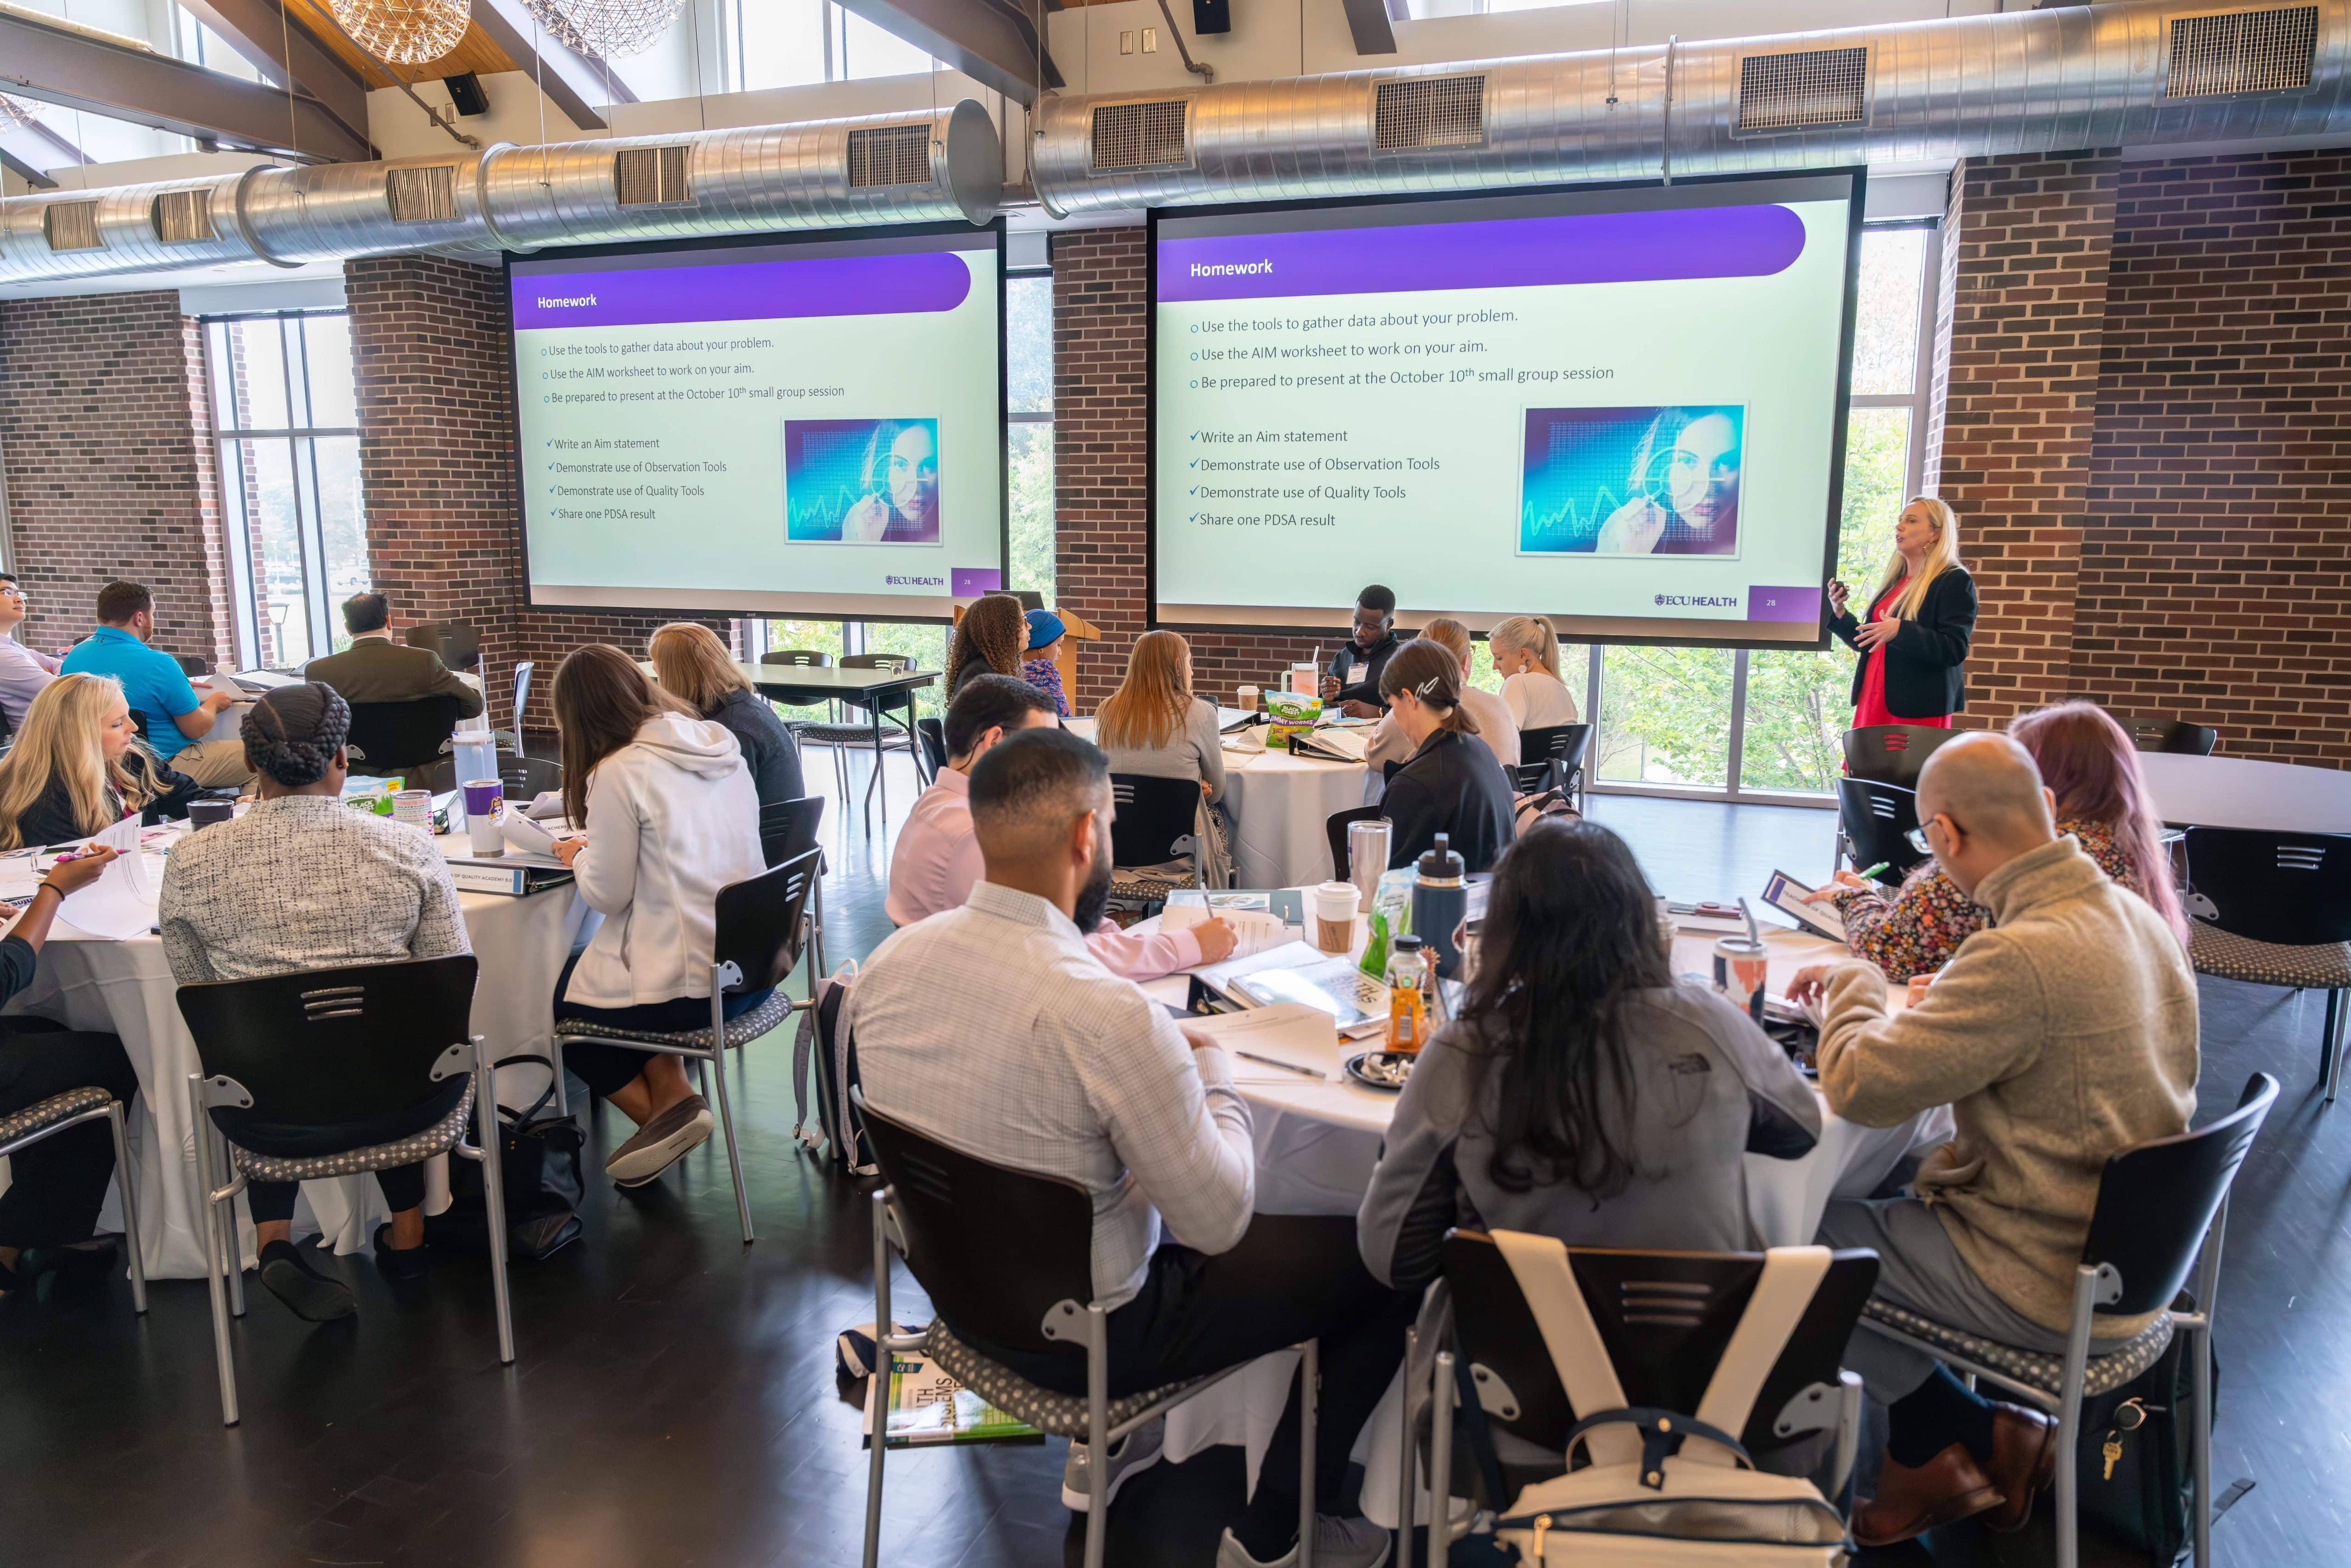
[[1486, 1234, 1854, 1565]]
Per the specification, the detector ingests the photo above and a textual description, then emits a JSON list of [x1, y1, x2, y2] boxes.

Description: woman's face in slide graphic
[[887, 425, 938, 524], [1893, 500, 1943, 561], [1661, 412, 1740, 532]]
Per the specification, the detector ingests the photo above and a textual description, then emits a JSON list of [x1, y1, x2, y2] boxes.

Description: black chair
[[500, 754, 562, 804], [0, 1085, 146, 1314], [916, 716, 947, 778], [1514, 723, 1594, 809], [1107, 773, 1202, 908], [173, 653, 208, 677], [344, 695, 465, 775], [855, 1093, 1315, 1568], [1859, 1074, 2278, 1568], [1836, 777, 1926, 883], [759, 794, 828, 985], [178, 955, 509, 1427], [1327, 804, 1386, 881], [550, 850, 817, 1243], [1841, 723, 1963, 787], [795, 653, 920, 827], [2109, 712, 2219, 757], [1409, 1234, 1875, 1564], [2183, 828, 2351, 1099], [492, 659, 535, 755]]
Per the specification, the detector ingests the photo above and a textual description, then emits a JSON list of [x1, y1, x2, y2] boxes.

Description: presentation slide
[[510, 226, 1004, 618], [1151, 174, 1860, 645]]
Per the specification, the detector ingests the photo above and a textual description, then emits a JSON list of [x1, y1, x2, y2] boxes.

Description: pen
[[1232, 1050, 1325, 1080], [1855, 861, 1890, 880]]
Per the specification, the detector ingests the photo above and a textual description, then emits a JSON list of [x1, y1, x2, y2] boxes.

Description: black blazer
[[1828, 565, 1977, 719], [707, 688, 805, 810], [1383, 728, 1516, 875]]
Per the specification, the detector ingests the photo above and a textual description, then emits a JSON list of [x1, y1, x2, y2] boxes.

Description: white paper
[[525, 790, 568, 821], [1162, 904, 1292, 960], [201, 670, 245, 700], [1183, 1002, 1342, 1081], [501, 813, 557, 855]]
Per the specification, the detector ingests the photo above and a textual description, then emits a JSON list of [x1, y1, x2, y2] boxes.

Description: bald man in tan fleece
[[1788, 732, 2199, 1546]]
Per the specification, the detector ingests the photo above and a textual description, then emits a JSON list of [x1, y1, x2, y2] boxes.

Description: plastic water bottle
[[451, 719, 499, 803], [1412, 833, 1468, 980]]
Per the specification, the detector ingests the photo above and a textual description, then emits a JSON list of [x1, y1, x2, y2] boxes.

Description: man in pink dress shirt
[[887, 674, 1236, 978]]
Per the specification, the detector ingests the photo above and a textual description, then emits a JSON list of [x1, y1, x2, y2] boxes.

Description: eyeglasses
[[0, 585, 22, 599], [1905, 812, 1963, 856]]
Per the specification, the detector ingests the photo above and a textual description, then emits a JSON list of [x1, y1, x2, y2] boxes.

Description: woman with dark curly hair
[[946, 592, 1027, 701], [159, 682, 472, 1325]]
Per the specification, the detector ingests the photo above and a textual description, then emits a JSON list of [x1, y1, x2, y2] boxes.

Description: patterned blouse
[[1022, 656, 1072, 718], [1829, 817, 2142, 982]]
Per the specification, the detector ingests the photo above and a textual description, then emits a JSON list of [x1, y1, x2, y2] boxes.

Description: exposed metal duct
[[1030, 0, 2351, 215], [0, 100, 1001, 287]]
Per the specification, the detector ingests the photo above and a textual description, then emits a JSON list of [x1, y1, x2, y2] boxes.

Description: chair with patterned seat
[[2182, 827, 2351, 1100], [549, 850, 817, 1244], [0, 1085, 146, 1313], [177, 954, 510, 1427], [1107, 773, 1204, 911], [1857, 1072, 2278, 1568], [854, 1090, 1316, 1568]]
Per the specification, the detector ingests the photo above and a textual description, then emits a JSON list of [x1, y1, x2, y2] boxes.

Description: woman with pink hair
[[1817, 701, 2188, 981]]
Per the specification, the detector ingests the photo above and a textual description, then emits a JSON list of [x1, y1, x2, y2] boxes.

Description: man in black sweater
[[1319, 584, 1403, 719]]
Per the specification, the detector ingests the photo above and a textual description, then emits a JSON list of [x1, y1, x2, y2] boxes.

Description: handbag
[[2073, 1289, 2217, 1563], [424, 1058, 585, 1261], [792, 966, 873, 1175]]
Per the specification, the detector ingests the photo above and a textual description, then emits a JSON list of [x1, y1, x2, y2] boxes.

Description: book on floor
[[861, 1350, 1044, 1448]]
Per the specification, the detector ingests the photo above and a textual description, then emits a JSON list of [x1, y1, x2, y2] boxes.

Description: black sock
[[1887, 1366, 1996, 1468]]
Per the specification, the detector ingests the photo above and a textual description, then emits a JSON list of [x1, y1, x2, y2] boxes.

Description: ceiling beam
[[0, 142, 61, 191], [468, 0, 631, 132], [174, 0, 373, 152], [0, 11, 369, 163], [1339, 0, 1398, 55], [832, 0, 1062, 106]]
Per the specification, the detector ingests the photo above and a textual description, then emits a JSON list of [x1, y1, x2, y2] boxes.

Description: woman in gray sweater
[[1095, 629, 1226, 804], [1357, 819, 1821, 1291]]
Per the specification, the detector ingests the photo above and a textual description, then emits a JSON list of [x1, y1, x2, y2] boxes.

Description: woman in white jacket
[[548, 645, 770, 1186]]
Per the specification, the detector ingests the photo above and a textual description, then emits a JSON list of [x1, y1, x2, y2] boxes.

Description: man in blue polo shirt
[[61, 581, 251, 787]]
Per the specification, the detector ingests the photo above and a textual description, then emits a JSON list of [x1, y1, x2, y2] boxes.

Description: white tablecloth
[[0, 838, 594, 1280], [1220, 749, 1372, 889]]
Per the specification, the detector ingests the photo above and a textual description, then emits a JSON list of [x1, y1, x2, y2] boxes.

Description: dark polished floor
[[0, 753, 2338, 1566]]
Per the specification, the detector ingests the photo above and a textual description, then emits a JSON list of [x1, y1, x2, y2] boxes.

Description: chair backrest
[[2184, 827, 2351, 946], [857, 1092, 1097, 1353], [403, 621, 479, 670], [712, 849, 819, 995], [1327, 804, 1385, 880], [1109, 773, 1200, 868], [759, 794, 825, 870], [761, 648, 832, 669], [841, 653, 913, 673], [510, 660, 534, 730], [916, 717, 947, 776], [1441, 1233, 1879, 1462], [1518, 723, 1594, 779], [2109, 711, 2218, 756], [2083, 1073, 2278, 1316], [1836, 777, 1926, 881], [176, 955, 480, 1128], [174, 653, 208, 678], [1841, 723, 1962, 788], [344, 695, 465, 773], [499, 754, 561, 802]]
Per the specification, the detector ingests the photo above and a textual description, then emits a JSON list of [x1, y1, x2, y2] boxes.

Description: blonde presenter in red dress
[[1827, 497, 1977, 728]]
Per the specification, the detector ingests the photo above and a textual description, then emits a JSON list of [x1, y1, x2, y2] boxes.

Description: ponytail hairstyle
[[1378, 637, 1479, 736], [1876, 497, 1963, 622], [1489, 615, 1562, 680]]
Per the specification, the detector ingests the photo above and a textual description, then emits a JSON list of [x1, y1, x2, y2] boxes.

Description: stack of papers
[[1183, 1002, 1342, 1082], [53, 816, 163, 942], [1160, 899, 1292, 960], [1197, 939, 1390, 1039]]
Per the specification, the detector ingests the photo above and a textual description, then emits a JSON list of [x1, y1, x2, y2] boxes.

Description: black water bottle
[[1412, 833, 1468, 980]]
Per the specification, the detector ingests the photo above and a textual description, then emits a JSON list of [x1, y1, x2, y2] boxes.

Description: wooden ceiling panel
[[285, 0, 518, 87]]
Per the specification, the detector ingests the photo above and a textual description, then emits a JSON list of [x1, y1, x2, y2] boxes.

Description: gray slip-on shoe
[[606, 1093, 713, 1186]]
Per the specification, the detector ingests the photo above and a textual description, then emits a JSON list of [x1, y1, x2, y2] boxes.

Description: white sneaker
[[1215, 1515, 1393, 1568], [1060, 1418, 1166, 1511]]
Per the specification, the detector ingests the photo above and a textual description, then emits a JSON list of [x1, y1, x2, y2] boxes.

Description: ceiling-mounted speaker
[[445, 71, 490, 117], [1192, 0, 1230, 36]]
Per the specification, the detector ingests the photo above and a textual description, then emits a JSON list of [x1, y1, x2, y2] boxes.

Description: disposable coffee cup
[[186, 798, 233, 831], [1312, 880, 1359, 955], [391, 788, 434, 830], [1713, 937, 1769, 1024], [461, 779, 505, 856], [1237, 685, 1260, 712]]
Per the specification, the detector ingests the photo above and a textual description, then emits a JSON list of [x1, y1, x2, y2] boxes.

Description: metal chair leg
[[206, 1103, 245, 1319], [1086, 1302, 1111, 1568], [1394, 1326, 1419, 1568], [1299, 1338, 1318, 1568], [473, 1041, 516, 1366], [105, 1102, 146, 1314], [549, 1036, 570, 1119], [2053, 1268, 2098, 1568], [2327, 990, 2347, 1104], [186, 1073, 238, 1427], [862, 1190, 891, 1568], [708, 994, 754, 1243], [1426, 1351, 1455, 1568]]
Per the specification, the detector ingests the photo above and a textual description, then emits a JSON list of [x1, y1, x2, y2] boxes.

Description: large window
[[1519, 222, 1940, 804], [721, 0, 942, 90], [203, 314, 367, 670]]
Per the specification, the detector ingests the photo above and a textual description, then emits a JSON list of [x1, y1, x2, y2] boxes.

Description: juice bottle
[[1385, 935, 1430, 1055]]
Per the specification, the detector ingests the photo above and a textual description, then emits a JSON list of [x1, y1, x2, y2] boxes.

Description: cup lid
[[1417, 832, 1464, 878]]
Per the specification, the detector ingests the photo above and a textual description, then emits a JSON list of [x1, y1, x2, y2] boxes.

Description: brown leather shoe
[[1853, 1442, 2006, 1547], [1982, 1402, 2059, 1533]]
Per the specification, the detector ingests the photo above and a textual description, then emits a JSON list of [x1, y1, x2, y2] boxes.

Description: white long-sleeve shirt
[[846, 880, 1256, 1307]]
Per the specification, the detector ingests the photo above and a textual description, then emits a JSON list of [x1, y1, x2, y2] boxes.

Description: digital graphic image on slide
[[783, 416, 942, 545], [1519, 405, 1746, 560]]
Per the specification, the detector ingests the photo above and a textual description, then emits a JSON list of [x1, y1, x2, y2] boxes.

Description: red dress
[[1853, 577, 1949, 730]]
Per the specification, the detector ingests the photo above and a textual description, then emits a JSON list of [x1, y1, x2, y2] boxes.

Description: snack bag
[[1264, 689, 1322, 751]]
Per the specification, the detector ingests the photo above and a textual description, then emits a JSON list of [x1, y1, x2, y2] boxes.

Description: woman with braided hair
[[159, 682, 472, 1324]]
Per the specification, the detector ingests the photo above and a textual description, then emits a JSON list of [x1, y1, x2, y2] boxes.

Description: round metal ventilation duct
[[0, 101, 1001, 287]]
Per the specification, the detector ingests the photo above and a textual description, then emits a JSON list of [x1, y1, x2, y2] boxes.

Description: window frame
[[1582, 217, 1942, 808]]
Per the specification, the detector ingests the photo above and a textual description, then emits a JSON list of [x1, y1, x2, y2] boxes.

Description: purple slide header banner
[[512, 250, 973, 331], [1159, 205, 1807, 303]]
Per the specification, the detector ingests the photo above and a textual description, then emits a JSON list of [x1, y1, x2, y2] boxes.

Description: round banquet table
[[2137, 750, 2351, 833], [1130, 908, 1954, 1525], [1219, 749, 1375, 890], [0, 831, 594, 1281]]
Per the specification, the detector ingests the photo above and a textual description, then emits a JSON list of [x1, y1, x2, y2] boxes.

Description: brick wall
[[0, 291, 230, 665]]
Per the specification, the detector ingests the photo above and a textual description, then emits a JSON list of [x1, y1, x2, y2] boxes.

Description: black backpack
[[2073, 1289, 2219, 1563], [424, 1060, 585, 1261]]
